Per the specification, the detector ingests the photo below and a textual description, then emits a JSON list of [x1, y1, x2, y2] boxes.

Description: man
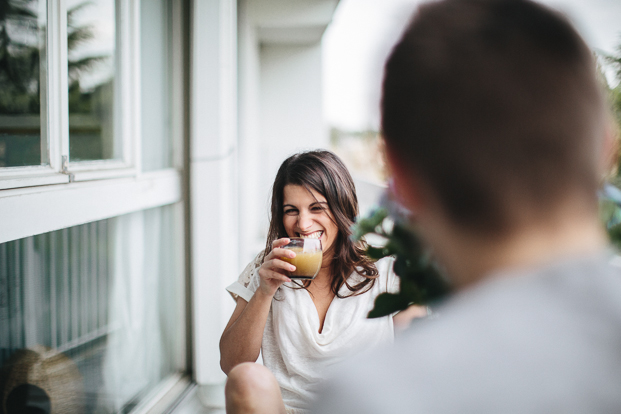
[[312, 0, 621, 412]]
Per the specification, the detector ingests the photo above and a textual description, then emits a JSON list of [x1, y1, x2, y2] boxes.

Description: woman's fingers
[[265, 239, 296, 262], [258, 266, 291, 284], [258, 239, 297, 288], [272, 237, 290, 249], [259, 257, 294, 283], [269, 258, 296, 273], [271, 247, 296, 259], [262, 268, 291, 284]]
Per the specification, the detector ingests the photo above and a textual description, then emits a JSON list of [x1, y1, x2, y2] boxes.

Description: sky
[[323, 0, 621, 132]]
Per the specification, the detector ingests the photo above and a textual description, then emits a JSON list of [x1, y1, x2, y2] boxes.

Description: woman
[[220, 151, 421, 414]]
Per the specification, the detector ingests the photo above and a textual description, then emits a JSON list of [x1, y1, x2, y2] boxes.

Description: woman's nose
[[297, 211, 313, 230]]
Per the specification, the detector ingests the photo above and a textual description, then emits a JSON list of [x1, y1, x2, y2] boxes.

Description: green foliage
[[598, 40, 621, 170], [600, 183, 621, 250], [0, 1, 110, 115], [66, 3, 111, 114], [607, 224, 621, 250], [0, 0, 41, 115], [353, 208, 451, 318], [600, 41, 621, 86], [0, 1, 112, 164]]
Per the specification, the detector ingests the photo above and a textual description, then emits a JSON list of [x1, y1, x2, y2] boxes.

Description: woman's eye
[[284, 209, 297, 215]]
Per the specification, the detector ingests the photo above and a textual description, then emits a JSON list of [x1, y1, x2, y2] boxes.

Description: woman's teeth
[[298, 231, 323, 239]]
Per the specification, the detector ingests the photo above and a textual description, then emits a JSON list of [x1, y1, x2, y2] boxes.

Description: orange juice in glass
[[282, 238, 322, 279]]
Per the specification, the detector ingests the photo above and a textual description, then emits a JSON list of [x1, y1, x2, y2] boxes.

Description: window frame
[[0, 0, 185, 245], [0, 0, 144, 189]]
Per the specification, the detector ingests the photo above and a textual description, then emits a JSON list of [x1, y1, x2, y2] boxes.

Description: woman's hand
[[393, 305, 429, 333], [257, 238, 296, 297]]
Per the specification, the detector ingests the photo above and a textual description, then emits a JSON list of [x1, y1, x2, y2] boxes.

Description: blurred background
[[0, 0, 619, 413], [324, 0, 621, 187]]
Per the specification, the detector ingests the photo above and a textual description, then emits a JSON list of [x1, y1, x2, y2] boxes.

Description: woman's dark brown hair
[[263, 150, 378, 297]]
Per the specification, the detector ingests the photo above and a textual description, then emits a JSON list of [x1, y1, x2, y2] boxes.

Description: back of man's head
[[382, 0, 606, 235]]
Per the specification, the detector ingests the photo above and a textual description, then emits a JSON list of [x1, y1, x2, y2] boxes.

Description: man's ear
[[385, 143, 427, 215]]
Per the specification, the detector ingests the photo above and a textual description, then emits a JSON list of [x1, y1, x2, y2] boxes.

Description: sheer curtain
[[103, 206, 185, 411]]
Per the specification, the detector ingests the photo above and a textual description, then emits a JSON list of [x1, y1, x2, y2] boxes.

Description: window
[[67, 0, 118, 163], [0, 0, 188, 412], [0, 0, 185, 241], [0, 205, 185, 412], [0, 0, 166, 188]]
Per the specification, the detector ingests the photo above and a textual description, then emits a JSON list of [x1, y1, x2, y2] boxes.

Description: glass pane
[[67, 0, 118, 162], [141, 0, 173, 171], [0, 0, 47, 167], [0, 204, 186, 413]]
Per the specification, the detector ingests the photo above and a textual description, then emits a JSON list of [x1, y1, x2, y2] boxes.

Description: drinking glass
[[281, 238, 323, 279]]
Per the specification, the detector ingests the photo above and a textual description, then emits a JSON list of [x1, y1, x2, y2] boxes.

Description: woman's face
[[282, 184, 339, 256]]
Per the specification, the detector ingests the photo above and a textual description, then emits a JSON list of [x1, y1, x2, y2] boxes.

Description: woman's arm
[[219, 238, 296, 374], [219, 290, 274, 374]]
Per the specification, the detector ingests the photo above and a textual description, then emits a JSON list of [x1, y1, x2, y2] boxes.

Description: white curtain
[[102, 204, 185, 411]]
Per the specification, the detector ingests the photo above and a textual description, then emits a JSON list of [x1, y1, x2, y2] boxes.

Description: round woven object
[[0, 345, 83, 414]]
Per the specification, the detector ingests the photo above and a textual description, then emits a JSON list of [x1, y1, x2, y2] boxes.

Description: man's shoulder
[[403, 252, 621, 357], [313, 253, 621, 413]]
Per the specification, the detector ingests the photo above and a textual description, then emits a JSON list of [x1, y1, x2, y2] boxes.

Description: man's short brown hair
[[382, 0, 606, 234]]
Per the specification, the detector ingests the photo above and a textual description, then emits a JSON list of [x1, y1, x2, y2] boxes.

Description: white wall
[[237, 0, 337, 268], [191, 0, 238, 386], [237, 0, 264, 266], [248, 0, 339, 28], [258, 42, 327, 224]]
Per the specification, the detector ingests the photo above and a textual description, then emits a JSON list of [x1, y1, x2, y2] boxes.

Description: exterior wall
[[191, 0, 238, 386], [248, 0, 339, 29], [237, 0, 264, 266]]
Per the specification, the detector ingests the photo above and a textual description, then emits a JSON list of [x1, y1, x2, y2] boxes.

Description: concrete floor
[[172, 384, 225, 414]]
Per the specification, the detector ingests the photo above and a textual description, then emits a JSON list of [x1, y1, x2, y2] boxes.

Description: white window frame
[[0, 0, 142, 190], [0, 0, 185, 246]]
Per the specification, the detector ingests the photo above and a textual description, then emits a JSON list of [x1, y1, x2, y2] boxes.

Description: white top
[[226, 255, 399, 413]]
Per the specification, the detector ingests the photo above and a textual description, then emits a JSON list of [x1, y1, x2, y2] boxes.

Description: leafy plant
[[352, 206, 450, 318]]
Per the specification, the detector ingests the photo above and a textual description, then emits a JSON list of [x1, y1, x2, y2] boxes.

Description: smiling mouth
[[297, 231, 323, 239]]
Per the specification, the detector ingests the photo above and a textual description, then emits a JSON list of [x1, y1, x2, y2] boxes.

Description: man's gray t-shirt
[[312, 251, 621, 413]]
